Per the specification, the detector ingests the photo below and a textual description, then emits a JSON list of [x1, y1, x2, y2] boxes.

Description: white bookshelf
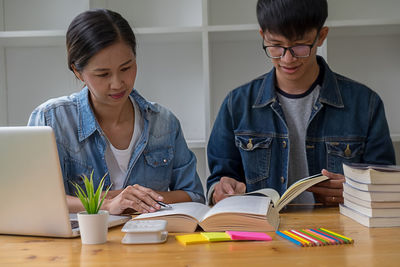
[[1, 0, 400, 189]]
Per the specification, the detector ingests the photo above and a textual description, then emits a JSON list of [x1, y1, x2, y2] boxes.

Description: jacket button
[[282, 140, 287, 148], [163, 159, 167, 163], [281, 176, 285, 184], [247, 138, 253, 149]]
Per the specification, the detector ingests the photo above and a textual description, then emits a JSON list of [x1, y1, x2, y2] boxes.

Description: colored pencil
[[301, 229, 329, 245], [312, 229, 344, 244], [319, 228, 354, 244], [283, 230, 312, 246], [290, 230, 321, 246], [308, 229, 337, 245], [276, 231, 303, 247]]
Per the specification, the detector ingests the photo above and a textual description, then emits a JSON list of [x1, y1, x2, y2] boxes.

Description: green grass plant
[[70, 171, 111, 214]]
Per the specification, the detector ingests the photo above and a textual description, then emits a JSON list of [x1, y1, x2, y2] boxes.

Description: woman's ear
[[71, 64, 83, 82]]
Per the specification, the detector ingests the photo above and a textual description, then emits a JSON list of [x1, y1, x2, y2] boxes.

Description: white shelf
[[207, 24, 259, 33], [187, 140, 206, 149], [0, 30, 65, 47]]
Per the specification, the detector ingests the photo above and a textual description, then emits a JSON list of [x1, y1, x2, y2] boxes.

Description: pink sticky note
[[226, 231, 272, 241]]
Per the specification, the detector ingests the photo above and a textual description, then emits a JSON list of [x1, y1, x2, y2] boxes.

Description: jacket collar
[[76, 87, 159, 142], [253, 56, 344, 109]]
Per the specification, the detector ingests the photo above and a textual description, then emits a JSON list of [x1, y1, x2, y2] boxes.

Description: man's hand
[[103, 184, 164, 214], [307, 169, 345, 206], [213, 176, 246, 204]]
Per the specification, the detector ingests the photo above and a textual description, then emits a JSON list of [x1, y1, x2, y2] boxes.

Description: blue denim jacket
[[28, 87, 205, 203], [207, 56, 395, 196]]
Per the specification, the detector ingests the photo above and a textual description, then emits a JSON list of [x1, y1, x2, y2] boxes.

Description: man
[[207, 0, 395, 205]]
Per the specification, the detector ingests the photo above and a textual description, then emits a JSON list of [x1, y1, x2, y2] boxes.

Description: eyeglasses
[[262, 33, 319, 59]]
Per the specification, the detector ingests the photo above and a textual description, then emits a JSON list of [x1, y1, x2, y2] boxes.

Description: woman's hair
[[257, 0, 328, 40], [66, 9, 136, 73]]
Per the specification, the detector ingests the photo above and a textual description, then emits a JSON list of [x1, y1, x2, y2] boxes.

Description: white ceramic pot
[[77, 210, 109, 245]]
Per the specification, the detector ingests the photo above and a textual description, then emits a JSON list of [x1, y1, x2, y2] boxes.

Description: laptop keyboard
[[70, 220, 79, 229]]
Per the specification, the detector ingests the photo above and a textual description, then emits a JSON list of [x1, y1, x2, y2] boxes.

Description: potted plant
[[71, 171, 111, 244]]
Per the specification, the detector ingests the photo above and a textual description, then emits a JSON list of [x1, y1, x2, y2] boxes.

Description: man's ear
[[71, 64, 83, 82], [317, 26, 329, 47], [259, 28, 264, 38]]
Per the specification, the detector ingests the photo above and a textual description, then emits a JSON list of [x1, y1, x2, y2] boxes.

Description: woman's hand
[[103, 184, 164, 215]]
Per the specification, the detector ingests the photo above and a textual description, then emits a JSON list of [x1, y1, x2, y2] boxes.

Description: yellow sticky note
[[175, 234, 209, 245], [201, 232, 232, 242]]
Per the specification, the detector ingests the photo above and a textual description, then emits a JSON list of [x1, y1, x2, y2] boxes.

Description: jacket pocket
[[235, 135, 273, 184], [144, 147, 173, 168], [326, 141, 364, 173], [143, 147, 173, 189]]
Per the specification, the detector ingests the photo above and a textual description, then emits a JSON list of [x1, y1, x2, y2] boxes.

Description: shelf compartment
[[3, 0, 88, 31], [91, 0, 203, 28]]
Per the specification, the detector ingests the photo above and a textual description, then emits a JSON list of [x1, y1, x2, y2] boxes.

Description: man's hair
[[257, 0, 328, 40]]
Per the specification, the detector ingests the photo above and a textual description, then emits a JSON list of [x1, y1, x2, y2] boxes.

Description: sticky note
[[226, 231, 272, 241], [201, 232, 232, 242], [175, 234, 209, 245]]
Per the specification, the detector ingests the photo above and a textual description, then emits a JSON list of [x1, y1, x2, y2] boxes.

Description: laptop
[[0, 126, 130, 238]]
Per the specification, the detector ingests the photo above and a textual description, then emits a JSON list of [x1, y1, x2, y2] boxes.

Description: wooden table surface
[[1, 206, 400, 266]]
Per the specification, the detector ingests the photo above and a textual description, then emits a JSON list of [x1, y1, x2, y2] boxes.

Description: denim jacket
[[28, 87, 205, 204], [207, 56, 395, 196]]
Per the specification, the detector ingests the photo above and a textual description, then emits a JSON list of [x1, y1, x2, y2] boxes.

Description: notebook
[[0, 126, 130, 238]]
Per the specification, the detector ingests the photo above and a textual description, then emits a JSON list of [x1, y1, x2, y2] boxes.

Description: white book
[[343, 163, 400, 184], [343, 192, 400, 209], [340, 204, 400, 227], [343, 183, 400, 202], [344, 199, 400, 217], [345, 177, 400, 192]]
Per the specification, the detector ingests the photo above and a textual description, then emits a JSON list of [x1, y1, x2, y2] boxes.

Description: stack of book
[[340, 163, 400, 227]]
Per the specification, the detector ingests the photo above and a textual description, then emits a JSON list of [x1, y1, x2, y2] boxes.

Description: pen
[[157, 201, 172, 209]]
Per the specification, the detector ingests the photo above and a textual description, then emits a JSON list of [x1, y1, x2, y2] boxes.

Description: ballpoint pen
[[157, 201, 172, 209]]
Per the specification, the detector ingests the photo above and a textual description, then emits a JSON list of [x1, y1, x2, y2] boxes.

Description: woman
[[28, 9, 205, 214]]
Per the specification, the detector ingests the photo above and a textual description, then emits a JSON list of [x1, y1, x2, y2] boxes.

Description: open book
[[133, 174, 328, 233]]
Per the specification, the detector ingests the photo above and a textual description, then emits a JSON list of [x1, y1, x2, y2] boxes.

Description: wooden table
[[1, 206, 399, 266]]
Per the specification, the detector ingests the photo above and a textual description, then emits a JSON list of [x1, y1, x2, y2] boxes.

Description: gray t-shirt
[[276, 85, 320, 204]]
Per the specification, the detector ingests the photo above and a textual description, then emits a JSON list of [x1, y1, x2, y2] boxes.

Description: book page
[[277, 174, 329, 211], [134, 202, 210, 222], [244, 188, 280, 207], [203, 195, 271, 220]]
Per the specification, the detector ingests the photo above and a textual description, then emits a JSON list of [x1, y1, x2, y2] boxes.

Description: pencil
[[312, 229, 345, 244], [283, 230, 312, 246], [308, 229, 337, 245], [276, 231, 303, 246], [290, 230, 322, 246], [301, 229, 329, 245], [319, 228, 354, 244]]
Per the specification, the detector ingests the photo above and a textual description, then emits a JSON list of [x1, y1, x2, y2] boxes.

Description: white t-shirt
[[105, 96, 143, 190]]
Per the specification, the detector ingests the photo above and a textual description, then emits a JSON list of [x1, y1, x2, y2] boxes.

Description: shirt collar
[[76, 87, 159, 142], [253, 56, 344, 109]]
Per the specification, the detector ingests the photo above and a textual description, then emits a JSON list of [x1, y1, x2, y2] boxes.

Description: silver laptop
[[0, 126, 130, 238]]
